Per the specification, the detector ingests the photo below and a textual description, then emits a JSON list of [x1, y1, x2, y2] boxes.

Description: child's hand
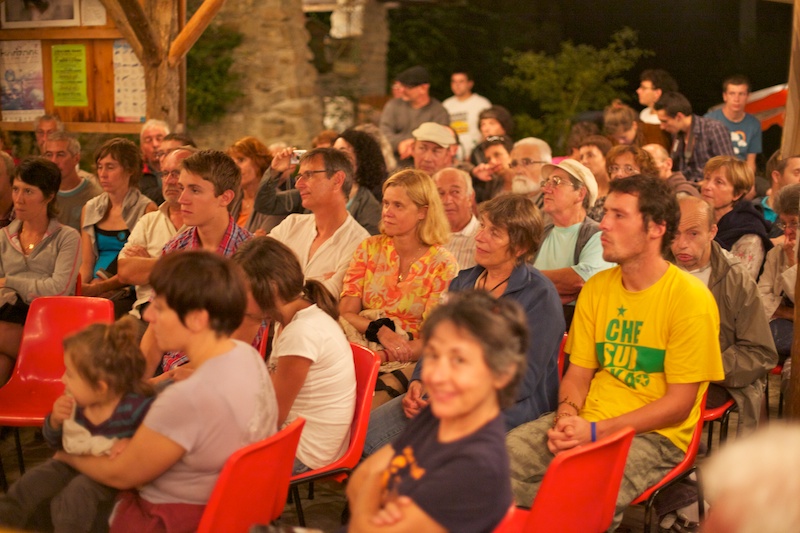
[[49, 395, 75, 430], [109, 438, 130, 459]]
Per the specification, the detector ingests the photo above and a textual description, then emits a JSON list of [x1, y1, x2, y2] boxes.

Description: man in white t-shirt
[[443, 70, 491, 160], [269, 148, 369, 298], [637, 69, 679, 125], [119, 147, 195, 320]]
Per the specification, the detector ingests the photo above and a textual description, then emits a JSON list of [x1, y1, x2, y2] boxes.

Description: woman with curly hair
[[227, 136, 280, 233]]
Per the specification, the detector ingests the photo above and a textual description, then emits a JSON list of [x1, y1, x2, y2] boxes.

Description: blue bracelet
[[591, 422, 597, 443]]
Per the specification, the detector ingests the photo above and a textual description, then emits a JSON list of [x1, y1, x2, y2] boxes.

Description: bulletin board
[[0, 0, 175, 134]]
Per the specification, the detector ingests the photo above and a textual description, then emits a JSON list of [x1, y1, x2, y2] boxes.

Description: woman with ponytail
[[233, 236, 356, 474]]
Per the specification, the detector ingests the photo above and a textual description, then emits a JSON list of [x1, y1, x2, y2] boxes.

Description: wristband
[[591, 422, 597, 443], [365, 318, 395, 343]]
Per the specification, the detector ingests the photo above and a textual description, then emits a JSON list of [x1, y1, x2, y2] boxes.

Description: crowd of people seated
[[0, 62, 795, 532]]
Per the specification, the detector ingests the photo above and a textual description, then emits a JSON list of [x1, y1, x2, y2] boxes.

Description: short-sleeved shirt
[[56, 178, 102, 232], [566, 265, 724, 452], [120, 203, 180, 317], [341, 235, 457, 336], [269, 213, 368, 299], [386, 407, 512, 533], [704, 109, 762, 160], [273, 304, 355, 469], [534, 224, 614, 282], [141, 341, 277, 505]]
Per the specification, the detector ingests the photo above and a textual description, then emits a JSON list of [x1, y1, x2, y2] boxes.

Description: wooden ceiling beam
[[168, 0, 226, 67]]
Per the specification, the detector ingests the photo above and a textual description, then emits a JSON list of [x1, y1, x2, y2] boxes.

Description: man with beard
[[533, 160, 613, 327], [508, 137, 553, 208]]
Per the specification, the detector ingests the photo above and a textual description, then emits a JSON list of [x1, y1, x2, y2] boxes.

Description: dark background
[[387, 0, 793, 157]]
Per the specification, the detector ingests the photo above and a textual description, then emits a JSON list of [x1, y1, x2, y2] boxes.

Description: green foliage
[[502, 28, 653, 152], [186, 23, 244, 127]]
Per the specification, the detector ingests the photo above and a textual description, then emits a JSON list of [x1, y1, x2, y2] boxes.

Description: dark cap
[[479, 105, 515, 137], [395, 66, 430, 87]]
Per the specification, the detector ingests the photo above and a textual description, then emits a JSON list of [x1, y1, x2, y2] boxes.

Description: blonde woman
[[340, 169, 457, 367]]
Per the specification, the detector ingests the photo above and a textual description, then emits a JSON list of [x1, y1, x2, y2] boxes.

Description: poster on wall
[[113, 40, 146, 123], [1, 0, 81, 29], [52, 44, 88, 107], [0, 40, 45, 122]]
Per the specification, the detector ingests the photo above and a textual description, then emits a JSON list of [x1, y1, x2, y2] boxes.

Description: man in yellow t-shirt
[[507, 175, 724, 529]]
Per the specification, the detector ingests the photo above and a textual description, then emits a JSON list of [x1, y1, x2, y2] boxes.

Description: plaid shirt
[[160, 216, 252, 371], [670, 115, 734, 183]]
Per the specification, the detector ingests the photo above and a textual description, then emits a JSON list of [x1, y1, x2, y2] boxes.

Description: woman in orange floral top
[[340, 169, 458, 364]]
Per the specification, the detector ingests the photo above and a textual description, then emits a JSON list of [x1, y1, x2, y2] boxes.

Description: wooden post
[[144, 0, 181, 126], [98, 0, 181, 125], [786, 0, 800, 419]]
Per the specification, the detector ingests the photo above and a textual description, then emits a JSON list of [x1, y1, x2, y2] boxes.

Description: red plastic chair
[[289, 343, 381, 526], [196, 418, 306, 533], [493, 427, 635, 533], [558, 333, 568, 381], [630, 390, 709, 532], [703, 397, 736, 455], [0, 296, 114, 478]]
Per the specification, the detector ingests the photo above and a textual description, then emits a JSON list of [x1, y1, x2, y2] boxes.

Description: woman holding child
[[56, 251, 278, 532]]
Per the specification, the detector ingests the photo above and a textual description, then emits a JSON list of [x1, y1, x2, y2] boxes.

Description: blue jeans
[[362, 393, 409, 457], [292, 457, 311, 475]]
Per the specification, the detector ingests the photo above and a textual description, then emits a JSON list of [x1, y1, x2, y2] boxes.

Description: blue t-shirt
[[705, 108, 762, 160]]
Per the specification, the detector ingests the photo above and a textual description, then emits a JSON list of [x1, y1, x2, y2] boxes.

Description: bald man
[[669, 195, 776, 434]]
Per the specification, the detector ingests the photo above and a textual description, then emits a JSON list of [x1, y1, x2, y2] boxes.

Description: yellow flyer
[[52, 44, 87, 107]]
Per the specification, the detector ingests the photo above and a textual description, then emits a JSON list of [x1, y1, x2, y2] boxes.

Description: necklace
[[397, 245, 427, 283], [480, 271, 511, 294], [20, 227, 44, 255]]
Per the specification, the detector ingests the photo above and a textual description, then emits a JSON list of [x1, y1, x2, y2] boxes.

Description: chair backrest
[[341, 343, 382, 469], [197, 418, 306, 533], [558, 333, 568, 381], [525, 427, 635, 533], [14, 296, 114, 386], [630, 389, 709, 507]]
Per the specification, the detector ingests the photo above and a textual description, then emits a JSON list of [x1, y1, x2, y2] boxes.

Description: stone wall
[[192, 0, 323, 150]]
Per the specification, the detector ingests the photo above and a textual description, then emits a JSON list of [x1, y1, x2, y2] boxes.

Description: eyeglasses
[[296, 170, 328, 181], [540, 176, 577, 189], [510, 158, 548, 169], [774, 220, 799, 231], [608, 165, 639, 175]]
